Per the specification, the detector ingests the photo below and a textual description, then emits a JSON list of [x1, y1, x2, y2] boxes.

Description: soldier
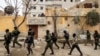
[[68, 33, 83, 56], [85, 30, 93, 46], [62, 30, 71, 49], [28, 27, 35, 47], [42, 30, 54, 56], [93, 30, 100, 50], [51, 32, 59, 49], [12, 27, 22, 48], [24, 34, 33, 56], [4, 29, 12, 55]]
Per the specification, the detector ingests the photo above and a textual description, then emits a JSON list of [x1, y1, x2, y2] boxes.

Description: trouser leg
[[69, 44, 75, 55], [33, 41, 35, 47], [94, 42, 97, 50], [54, 42, 59, 49], [27, 43, 33, 55], [16, 41, 22, 47], [76, 45, 83, 55], [13, 38, 16, 47], [29, 44, 33, 54], [49, 44, 54, 54], [62, 41, 66, 49], [42, 44, 49, 55], [5, 44, 10, 54], [67, 40, 71, 48]]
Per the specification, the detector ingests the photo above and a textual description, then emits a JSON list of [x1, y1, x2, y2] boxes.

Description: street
[[0, 39, 100, 56]]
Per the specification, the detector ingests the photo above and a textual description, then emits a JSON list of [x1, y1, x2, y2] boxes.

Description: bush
[[86, 10, 100, 26]]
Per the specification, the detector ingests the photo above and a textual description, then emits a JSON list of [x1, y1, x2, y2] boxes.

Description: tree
[[86, 10, 100, 26], [0, 0, 38, 29]]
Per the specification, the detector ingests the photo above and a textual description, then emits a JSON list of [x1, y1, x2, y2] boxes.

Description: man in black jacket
[[42, 30, 54, 56], [28, 28, 35, 47], [93, 30, 100, 50], [4, 29, 12, 55], [51, 32, 59, 49], [12, 27, 22, 48], [62, 30, 71, 49], [24, 34, 33, 56]]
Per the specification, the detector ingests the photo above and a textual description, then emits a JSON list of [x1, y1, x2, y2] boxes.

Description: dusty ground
[[0, 39, 100, 56]]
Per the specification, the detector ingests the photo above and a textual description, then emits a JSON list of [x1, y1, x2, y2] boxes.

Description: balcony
[[27, 17, 47, 25]]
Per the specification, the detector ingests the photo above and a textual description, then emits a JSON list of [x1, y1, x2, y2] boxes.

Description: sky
[[0, 0, 22, 15]]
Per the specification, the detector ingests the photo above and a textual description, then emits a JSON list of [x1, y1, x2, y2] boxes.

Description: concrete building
[[22, 0, 86, 38], [22, 0, 100, 39]]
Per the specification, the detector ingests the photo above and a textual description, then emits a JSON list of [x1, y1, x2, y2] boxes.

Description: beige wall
[[0, 16, 28, 33]]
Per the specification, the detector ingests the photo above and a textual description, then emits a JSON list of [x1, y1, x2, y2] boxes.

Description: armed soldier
[[42, 30, 54, 56], [93, 30, 100, 50], [68, 33, 83, 56], [62, 30, 71, 49], [85, 30, 93, 46], [12, 27, 22, 48], [24, 34, 33, 56], [28, 27, 35, 47], [4, 29, 12, 55], [51, 32, 59, 49]]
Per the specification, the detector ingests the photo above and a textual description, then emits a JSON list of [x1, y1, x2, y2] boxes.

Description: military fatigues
[[85, 30, 93, 46], [93, 31, 100, 50], [69, 33, 83, 56], [4, 32, 12, 54], [12, 28, 22, 47], [25, 35, 33, 55], [28, 29, 35, 47], [62, 31, 71, 49], [42, 33, 54, 56], [51, 33, 59, 49]]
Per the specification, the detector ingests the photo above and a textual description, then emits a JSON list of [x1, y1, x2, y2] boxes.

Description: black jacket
[[4, 32, 12, 44]]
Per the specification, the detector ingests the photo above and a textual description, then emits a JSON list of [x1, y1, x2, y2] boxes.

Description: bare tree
[[52, 7, 58, 37], [0, 0, 38, 29], [13, 0, 32, 28]]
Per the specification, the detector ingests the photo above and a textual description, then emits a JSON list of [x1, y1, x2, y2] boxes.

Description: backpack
[[12, 30, 20, 36]]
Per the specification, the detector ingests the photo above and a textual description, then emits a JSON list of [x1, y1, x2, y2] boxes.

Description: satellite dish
[[4, 6, 14, 14]]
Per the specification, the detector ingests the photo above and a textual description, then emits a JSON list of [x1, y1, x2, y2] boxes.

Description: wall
[[0, 16, 28, 33]]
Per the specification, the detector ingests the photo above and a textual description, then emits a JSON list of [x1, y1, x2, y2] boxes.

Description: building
[[22, 0, 86, 38]]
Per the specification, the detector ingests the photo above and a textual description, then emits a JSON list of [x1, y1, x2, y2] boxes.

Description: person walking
[[24, 34, 33, 56], [51, 32, 59, 49], [12, 27, 22, 48], [4, 29, 12, 55], [62, 30, 71, 49], [28, 27, 35, 47], [85, 30, 93, 46], [93, 30, 100, 50], [42, 30, 54, 56], [68, 33, 83, 56]]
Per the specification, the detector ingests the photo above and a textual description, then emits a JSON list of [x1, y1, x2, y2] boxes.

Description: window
[[93, 2, 99, 8], [40, 0, 43, 2], [40, 6, 43, 10], [33, 14, 36, 17], [84, 3, 92, 8], [33, 0, 36, 1], [71, 0, 73, 2], [33, 6, 36, 9], [64, 0, 66, 2], [75, 0, 80, 2]]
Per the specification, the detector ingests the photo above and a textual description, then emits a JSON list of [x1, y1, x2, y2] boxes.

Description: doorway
[[29, 25, 38, 39]]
